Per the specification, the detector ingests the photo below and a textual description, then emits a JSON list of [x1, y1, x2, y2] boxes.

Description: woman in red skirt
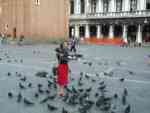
[[55, 42, 69, 96]]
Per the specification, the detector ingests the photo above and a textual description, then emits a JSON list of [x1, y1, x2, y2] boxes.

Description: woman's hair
[[60, 43, 64, 49]]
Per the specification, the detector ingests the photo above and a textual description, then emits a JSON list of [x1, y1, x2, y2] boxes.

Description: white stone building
[[69, 0, 150, 44]]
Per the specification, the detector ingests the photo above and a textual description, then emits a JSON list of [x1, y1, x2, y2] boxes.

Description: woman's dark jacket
[[55, 47, 69, 64]]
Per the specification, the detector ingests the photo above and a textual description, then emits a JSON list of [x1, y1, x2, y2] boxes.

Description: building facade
[[0, 0, 69, 41], [69, 0, 150, 44]]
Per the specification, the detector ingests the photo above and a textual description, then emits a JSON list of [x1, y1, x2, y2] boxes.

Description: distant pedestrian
[[18, 35, 24, 46], [70, 37, 77, 53], [55, 41, 69, 96], [1, 33, 5, 44]]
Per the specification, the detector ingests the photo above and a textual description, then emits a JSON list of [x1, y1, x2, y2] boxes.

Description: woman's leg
[[58, 85, 64, 96]]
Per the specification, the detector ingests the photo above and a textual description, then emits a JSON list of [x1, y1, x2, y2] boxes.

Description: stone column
[[85, 0, 90, 14], [97, 25, 102, 38], [123, 24, 128, 43], [71, 27, 75, 37], [85, 24, 90, 38], [75, 25, 80, 38], [136, 24, 142, 44], [109, 25, 114, 39]]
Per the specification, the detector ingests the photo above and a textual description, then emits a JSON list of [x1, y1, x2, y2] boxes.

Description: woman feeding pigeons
[[55, 41, 69, 96]]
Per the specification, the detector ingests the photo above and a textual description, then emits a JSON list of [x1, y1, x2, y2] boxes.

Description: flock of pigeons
[[0, 49, 133, 113]]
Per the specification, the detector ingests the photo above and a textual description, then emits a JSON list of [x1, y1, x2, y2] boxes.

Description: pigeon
[[17, 93, 22, 103], [78, 88, 84, 93], [47, 80, 53, 87], [96, 73, 99, 77], [45, 89, 50, 94], [80, 72, 84, 76], [124, 104, 131, 113], [16, 72, 22, 77], [84, 100, 95, 109], [19, 83, 26, 89], [98, 85, 106, 91], [62, 107, 69, 113], [62, 93, 69, 102], [38, 88, 44, 94], [8, 92, 13, 98], [20, 59, 23, 63], [104, 71, 113, 76], [122, 94, 126, 105], [101, 103, 111, 111], [128, 71, 134, 75], [7, 60, 11, 63], [114, 93, 118, 99], [65, 86, 72, 93], [99, 81, 105, 85], [72, 86, 78, 94], [83, 62, 88, 64], [96, 96, 110, 108], [40, 96, 51, 104], [85, 74, 90, 79], [7, 72, 11, 76], [68, 94, 78, 105], [52, 66, 57, 76], [47, 104, 58, 111], [35, 71, 48, 78], [48, 94, 57, 100], [28, 83, 32, 88], [0, 58, 2, 61], [116, 61, 121, 66], [124, 88, 128, 96], [86, 87, 92, 92], [78, 81, 83, 86], [23, 98, 34, 106], [37, 83, 43, 88], [95, 93, 99, 98], [91, 79, 96, 82], [120, 78, 125, 82], [71, 78, 75, 81], [20, 76, 27, 82], [88, 62, 92, 66], [53, 84, 57, 89], [34, 93, 39, 98]]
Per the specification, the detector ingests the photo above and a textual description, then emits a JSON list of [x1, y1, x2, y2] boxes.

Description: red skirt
[[57, 64, 69, 86]]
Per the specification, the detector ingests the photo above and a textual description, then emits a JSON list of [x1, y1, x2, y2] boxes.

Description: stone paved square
[[0, 44, 150, 113]]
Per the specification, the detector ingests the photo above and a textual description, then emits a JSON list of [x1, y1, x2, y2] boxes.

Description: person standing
[[55, 42, 69, 96], [70, 37, 77, 53]]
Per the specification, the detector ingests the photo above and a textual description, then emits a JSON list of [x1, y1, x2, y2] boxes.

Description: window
[[35, 0, 40, 5], [130, 0, 137, 11], [116, 0, 122, 12], [81, 0, 85, 14], [91, 0, 97, 13], [70, 0, 74, 14], [146, 0, 150, 10], [103, 0, 109, 12]]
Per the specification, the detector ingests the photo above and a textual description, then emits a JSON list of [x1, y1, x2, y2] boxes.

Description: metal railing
[[70, 10, 150, 19]]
